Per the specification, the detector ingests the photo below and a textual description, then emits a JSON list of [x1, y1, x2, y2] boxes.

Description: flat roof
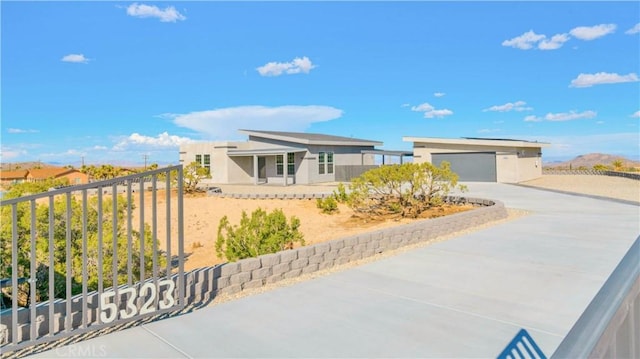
[[239, 129, 383, 147], [402, 136, 550, 148], [361, 149, 414, 156]]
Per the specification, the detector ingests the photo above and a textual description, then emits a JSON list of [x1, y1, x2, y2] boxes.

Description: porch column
[[283, 152, 288, 187], [253, 155, 258, 185], [400, 155, 404, 164]]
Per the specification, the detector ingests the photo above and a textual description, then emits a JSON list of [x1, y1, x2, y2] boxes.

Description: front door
[[258, 157, 266, 180]]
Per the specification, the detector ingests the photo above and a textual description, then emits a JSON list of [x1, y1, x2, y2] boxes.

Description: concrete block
[[318, 261, 334, 271], [284, 268, 302, 279], [219, 284, 241, 296], [272, 263, 290, 276], [296, 246, 315, 259], [279, 250, 298, 263], [338, 247, 354, 258], [308, 254, 324, 265], [302, 264, 319, 274], [260, 253, 281, 267], [266, 274, 283, 284], [324, 250, 338, 261], [357, 233, 372, 245], [229, 272, 251, 286], [330, 239, 345, 251], [220, 262, 240, 277], [335, 257, 350, 266], [313, 243, 331, 255], [362, 248, 375, 258], [291, 258, 309, 270], [215, 276, 230, 290], [353, 243, 366, 254], [251, 267, 271, 280], [350, 252, 363, 261], [344, 236, 358, 247], [239, 258, 261, 272], [242, 280, 264, 290]]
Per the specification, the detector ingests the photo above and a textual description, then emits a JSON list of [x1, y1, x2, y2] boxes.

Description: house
[[27, 168, 89, 185], [0, 170, 29, 185], [179, 130, 411, 186], [403, 137, 550, 183]]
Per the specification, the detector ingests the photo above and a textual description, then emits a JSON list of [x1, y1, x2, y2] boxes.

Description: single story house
[[179, 130, 411, 186], [403, 137, 550, 183], [0, 167, 89, 186]]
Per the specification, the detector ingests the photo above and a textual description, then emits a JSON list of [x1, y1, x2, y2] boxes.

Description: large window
[[194, 154, 211, 173], [318, 151, 334, 175], [276, 153, 295, 176]]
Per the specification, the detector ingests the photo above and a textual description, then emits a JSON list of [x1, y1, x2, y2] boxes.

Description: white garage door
[[432, 152, 497, 182]]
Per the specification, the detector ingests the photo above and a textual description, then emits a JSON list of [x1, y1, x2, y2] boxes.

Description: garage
[[431, 152, 497, 182]]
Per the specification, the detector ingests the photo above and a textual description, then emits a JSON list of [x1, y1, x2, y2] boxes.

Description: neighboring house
[[0, 170, 29, 185], [179, 130, 410, 186], [403, 137, 550, 183], [26, 168, 89, 185]]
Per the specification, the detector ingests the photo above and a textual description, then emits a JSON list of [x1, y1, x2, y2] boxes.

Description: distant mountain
[[544, 153, 640, 169]]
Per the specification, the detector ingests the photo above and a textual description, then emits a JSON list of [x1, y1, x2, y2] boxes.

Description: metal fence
[[0, 166, 185, 353]]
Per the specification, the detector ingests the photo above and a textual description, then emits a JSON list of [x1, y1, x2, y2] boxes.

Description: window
[[318, 152, 325, 174], [287, 153, 295, 175], [203, 154, 211, 172], [318, 151, 334, 175], [195, 154, 202, 164], [277, 153, 295, 176]]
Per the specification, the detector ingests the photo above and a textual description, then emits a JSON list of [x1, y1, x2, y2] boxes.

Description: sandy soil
[[133, 175, 639, 272], [521, 175, 640, 203]]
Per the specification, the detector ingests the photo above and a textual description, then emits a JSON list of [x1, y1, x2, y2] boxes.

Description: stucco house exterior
[[179, 130, 410, 186], [403, 137, 550, 183], [0, 167, 89, 186]]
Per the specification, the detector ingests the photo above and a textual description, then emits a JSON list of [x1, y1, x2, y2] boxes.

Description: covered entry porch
[[227, 147, 307, 186]]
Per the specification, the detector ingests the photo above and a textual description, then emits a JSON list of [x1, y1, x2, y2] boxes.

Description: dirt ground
[[134, 175, 639, 271]]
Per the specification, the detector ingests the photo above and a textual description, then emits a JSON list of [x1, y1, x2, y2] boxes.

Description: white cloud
[[545, 110, 597, 121], [434, 92, 446, 97], [524, 115, 543, 122], [570, 72, 639, 87], [400, 103, 410, 108], [411, 103, 453, 119], [113, 132, 194, 151], [631, 111, 640, 118], [484, 100, 532, 112], [167, 105, 343, 140], [126, 3, 186, 22], [93, 145, 108, 151], [625, 23, 640, 35], [7, 128, 39, 134], [538, 33, 570, 50], [61, 54, 90, 64], [0, 147, 27, 161], [502, 30, 546, 50], [256, 57, 316, 77], [569, 24, 616, 40]]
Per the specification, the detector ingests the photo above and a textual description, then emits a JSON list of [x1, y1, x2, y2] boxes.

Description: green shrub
[[333, 183, 349, 203], [347, 162, 466, 218], [316, 197, 339, 214], [593, 164, 610, 171], [215, 208, 305, 262]]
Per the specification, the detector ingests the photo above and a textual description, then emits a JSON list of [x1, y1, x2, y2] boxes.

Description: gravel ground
[[520, 175, 640, 203]]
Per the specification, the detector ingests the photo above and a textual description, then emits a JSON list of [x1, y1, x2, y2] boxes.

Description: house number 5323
[[99, 279, 176, 324]]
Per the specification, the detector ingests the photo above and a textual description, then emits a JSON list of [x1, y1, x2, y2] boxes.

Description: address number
[[100, 279, 176, 324]]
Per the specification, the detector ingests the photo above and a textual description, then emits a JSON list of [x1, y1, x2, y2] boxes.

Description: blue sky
[[2, 1, 639, 166]]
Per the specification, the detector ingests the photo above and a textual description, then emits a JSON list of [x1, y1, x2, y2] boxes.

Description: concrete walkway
[[28, 183, 639, 358]]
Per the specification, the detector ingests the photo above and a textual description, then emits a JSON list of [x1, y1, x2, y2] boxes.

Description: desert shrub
[[347, 162, 466, 219], [316, 196, 339, 214], [593, 164, 610, 171], [333, 183, 349, 203], [215, 208, 304, 262]]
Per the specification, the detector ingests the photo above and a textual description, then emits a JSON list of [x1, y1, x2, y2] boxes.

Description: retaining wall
[[543, 170, 640, 180]]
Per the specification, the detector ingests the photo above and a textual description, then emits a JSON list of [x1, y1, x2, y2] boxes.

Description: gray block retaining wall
[[542, 170, 640, 180], [1, 196, 507, 346]]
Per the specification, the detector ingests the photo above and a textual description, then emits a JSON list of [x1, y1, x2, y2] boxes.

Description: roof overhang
[[227, 147, 308, 157], [402, 137, 550, 149], [361, 149, 414, 156], [238, 129, 383, 147]]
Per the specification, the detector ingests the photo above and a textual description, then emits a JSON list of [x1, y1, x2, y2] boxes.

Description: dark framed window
[[318, 152, 325, 174], [195, 154, 202, 164], [276, 153, 295, 176], [327, 152, 334, 174]]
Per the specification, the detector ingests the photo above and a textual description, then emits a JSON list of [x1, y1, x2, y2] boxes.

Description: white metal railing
[[0, 166, 185, 353]]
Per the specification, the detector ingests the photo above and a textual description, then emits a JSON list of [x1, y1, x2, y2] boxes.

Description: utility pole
[[81, 156, 85, 167], [143, 154, 148, 170]]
